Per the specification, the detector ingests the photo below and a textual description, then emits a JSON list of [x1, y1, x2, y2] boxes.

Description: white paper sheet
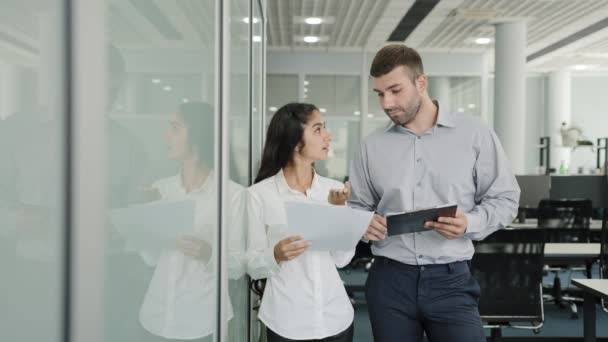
[[108, 199, 196, 253], [284, 201, 373, 251]]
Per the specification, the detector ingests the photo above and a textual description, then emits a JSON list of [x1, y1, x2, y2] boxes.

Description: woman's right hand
[[273, 235, 311, 263]]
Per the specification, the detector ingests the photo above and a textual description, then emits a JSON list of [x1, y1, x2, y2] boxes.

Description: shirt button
[[420, 266, 425, 271]]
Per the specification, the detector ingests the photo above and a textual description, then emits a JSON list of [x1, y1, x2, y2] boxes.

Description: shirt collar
[[391, 100, 456, 134], [275, 168, 321, 196], [434, 100, 456, 128]]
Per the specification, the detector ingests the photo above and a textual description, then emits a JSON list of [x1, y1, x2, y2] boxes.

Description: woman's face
[[297, 110, 332, 162], [165, 111, 191, 161]]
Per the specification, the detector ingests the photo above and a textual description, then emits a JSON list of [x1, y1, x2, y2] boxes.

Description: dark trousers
[[365, 257, 485, 342], [267, 323, 354, 342]]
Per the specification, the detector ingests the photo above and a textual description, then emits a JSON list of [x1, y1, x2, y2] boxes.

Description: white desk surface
[[571, 279, 608, 299], [544, 243, 600, 256]]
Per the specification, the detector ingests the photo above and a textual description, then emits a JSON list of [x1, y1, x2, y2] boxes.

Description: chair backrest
[[471, 242, 545, 322], [601, 211, 608, 280], [482, 228, 545, 243], [537, 198, 592, 242]]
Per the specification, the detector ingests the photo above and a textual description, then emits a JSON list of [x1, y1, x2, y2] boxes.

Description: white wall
[[524, 76, 547, 174], [571, 76, 608, 142], [571, 75, 608, 171]]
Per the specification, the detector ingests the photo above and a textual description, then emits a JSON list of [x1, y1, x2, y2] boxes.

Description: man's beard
[[386, 97, 421, 126]]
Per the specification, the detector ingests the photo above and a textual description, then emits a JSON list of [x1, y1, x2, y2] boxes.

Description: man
[[347, 44, 520, 341]]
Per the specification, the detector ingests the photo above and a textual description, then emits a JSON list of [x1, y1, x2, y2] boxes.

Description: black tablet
[[386, 204, 458, 236]]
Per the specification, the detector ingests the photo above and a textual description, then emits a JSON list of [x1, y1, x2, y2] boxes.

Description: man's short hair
[[370, 44, 424, 81]]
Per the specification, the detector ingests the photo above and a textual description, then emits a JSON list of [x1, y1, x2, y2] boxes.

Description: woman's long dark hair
[[254, 102, 318, 184]]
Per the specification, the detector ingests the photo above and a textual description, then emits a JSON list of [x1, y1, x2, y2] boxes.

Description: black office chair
[[483, 226, 545, 243], [538, 198, 593, 318], [471, 242, 545, 342], [344, 240, 374, 306], [600, 209, 608, 312], [538, 198, 592, 242]]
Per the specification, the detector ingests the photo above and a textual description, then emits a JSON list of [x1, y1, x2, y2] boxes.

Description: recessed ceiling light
[[269, 106, 278, 112], [572, 64, 592, 70], [475, 37, 492, 45], [182, 98, 189, 103], [457, 107, 465, 112], [367, 113, 374, 118], [243, 17, 259, 24], [163, 86, 172, 91], [152, 79, 161, 84], [303, 36, 319, 43], [253, 36, 262, 42], [304, 80, 309, 86], [468, 103, 476, 109], [319, 108, 327, 113], [305, 17, 322, 25], [353, 111, 361, 116]]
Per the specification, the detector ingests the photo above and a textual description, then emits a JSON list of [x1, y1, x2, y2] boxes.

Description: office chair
[[538, 198, 593, 319], [471, 242, 545, 342], [601, 209, 608, 312], [344, 240, 373, 306]]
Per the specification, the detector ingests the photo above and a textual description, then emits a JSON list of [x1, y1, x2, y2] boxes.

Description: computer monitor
[[550, 175, 608, 208], [516, 175, 551, 208]]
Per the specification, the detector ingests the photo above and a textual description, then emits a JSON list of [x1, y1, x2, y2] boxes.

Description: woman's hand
[[177, 235, 212, 261], [328, 181, 351, 206], [273, 235, 311, 263]]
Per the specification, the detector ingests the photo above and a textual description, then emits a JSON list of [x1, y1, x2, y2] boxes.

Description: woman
[[247, 102, 354, 342], [138, 101, 247, 341]]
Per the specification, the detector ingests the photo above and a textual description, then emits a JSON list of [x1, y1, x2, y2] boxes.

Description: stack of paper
[[284, 201, 373, 251]]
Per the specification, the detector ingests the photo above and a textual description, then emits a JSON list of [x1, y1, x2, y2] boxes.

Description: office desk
[[571, 279, 608, 342], [507, 219, 603, 231], [544, 243, 601, 265]]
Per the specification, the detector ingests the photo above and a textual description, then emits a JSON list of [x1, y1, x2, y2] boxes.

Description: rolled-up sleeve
[[465, 128, 520, 240], [347, 144, 378, 212], [246, 189, 281, 280]]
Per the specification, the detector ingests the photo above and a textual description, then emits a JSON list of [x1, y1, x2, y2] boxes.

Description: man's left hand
[[425, 209, 467, 239]]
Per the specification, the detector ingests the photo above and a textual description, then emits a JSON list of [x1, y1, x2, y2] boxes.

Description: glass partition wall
[[0, 1, 265, 341]]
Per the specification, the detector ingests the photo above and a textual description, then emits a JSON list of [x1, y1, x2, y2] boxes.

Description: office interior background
[[1, 0, 608, 341]]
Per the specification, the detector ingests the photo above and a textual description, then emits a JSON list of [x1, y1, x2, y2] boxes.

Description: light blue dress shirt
[[348, 102, 520, 265]]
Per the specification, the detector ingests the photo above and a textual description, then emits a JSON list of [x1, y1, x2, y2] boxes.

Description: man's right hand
[[365, 214, 387, 241], [274, 235, 311, 263]]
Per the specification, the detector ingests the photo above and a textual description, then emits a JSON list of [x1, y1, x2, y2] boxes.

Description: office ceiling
[[2, 0, 608, 71], [266, 0, 608, 71]]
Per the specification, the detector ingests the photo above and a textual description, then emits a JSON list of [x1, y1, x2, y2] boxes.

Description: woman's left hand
[[328, 181, 351, 206], [177, 235, 212, 261]]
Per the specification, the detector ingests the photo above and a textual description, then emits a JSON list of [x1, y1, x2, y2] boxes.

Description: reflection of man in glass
[[0, 74, 64, 340], [103, 45, 152, 342], [136, 102, 246, 341], [0, 45, 148, 340]]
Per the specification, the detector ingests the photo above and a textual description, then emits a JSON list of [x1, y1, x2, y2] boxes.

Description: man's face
[[372, 66, 423, 126]]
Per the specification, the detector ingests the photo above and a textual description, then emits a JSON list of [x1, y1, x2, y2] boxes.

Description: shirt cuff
[[264, 247, 281, 275], [464, 212, 484, 235]]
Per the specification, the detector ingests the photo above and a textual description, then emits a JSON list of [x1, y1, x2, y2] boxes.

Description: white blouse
[[247, 169, 355, 340], [139, 172, 246, 340]]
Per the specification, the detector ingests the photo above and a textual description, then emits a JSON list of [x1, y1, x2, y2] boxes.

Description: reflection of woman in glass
[[139, 102, 246, 341], [247, 103, 354, 342]]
